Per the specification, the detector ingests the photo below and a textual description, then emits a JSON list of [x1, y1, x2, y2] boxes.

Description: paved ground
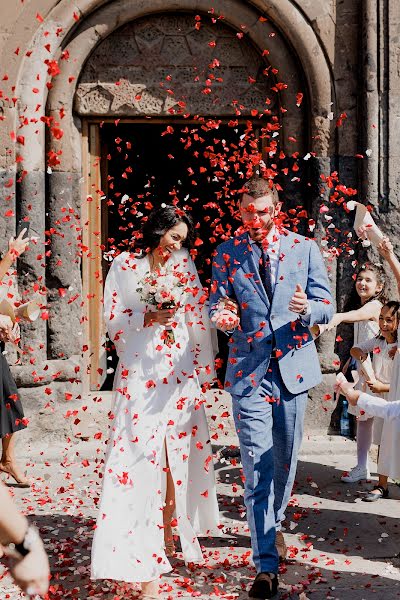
[[1, 395, 400, 599]]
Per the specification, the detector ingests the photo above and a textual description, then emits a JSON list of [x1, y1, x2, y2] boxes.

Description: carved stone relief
[[74, 13, 277, 117]]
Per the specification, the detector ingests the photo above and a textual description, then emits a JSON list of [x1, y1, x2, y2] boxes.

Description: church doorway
[[83, 119, 262, 391]]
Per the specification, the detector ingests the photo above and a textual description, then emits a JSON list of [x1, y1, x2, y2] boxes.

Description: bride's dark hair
[[135, 205, 195, 254]]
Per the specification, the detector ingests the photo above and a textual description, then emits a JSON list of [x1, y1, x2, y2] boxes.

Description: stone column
[[46, 111, 84, 360], [360, 0, 400, 299], [304, 156, 339, 433], [16, 170, 47, 363], [46, 169, 83, 359], [361, 0, 379, 207], [387, 0, 400, 211], [360, 0, 398, 213], [379, 0, 400, 299], [0, 162, 18, 365], [0, 166, 16, 256]]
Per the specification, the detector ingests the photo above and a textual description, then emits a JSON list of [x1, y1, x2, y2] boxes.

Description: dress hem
[[1, 423, 27, 437], [90, 564, 172, 583]]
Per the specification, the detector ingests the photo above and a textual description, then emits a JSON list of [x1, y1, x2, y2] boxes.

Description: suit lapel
[[270, 230, 294, 312], [234, 233, 270, 308]]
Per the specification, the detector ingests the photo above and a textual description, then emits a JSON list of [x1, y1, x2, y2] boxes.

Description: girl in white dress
[[373, 337, 400, 482], [336, 361, 400, 485], [91, 207, 220, 598], [350, 301, 398, 500], [328, 263, 386, 483]]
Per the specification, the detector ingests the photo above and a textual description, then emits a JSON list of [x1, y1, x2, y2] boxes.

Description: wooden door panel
[[82, 122, 107, 391]]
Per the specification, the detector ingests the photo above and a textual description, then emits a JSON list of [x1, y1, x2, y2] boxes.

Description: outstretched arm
[[358, 393, 400, 420], [0, 231, 30, 282], [337, 378, 400, 419], [300, 240, 334, 326], [328, 301, 381, 330]]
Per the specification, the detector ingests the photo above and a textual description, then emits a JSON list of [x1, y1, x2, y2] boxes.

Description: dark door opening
[[100, 121, 256, 390]]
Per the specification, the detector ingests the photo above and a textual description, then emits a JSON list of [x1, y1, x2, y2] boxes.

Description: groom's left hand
[[288, 284, 308, 314]]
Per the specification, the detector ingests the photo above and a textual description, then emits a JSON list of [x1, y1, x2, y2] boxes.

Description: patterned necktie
[[254, 243, 273, 302]]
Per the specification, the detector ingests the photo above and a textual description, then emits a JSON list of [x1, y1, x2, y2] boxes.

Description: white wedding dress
[[91, 248, 220, 583]]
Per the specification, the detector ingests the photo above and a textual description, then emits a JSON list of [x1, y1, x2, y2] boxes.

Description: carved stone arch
[[14, 0, 334, 173], [74, 13, 282, 122], [45, 0, 314, 174]]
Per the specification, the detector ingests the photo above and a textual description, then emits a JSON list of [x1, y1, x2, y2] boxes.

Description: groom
[[210, 177, 333, 598]]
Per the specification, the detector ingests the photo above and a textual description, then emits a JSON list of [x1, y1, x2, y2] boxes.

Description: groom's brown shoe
[[275, 531, 287, 562], [248, 572, 278, 599]]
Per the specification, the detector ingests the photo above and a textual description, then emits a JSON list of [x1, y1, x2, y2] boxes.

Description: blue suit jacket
[[209, 231, 334, 397]]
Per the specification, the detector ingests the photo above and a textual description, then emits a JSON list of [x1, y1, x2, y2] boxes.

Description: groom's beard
[[248, 226, 272, 242]]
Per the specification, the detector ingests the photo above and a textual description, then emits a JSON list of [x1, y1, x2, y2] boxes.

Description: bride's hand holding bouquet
[[137, 267, 187, 344]]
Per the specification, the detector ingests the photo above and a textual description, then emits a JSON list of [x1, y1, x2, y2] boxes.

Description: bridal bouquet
[[137, 266, 187, 345]]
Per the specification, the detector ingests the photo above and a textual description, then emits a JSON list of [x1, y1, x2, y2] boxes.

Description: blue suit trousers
[[231, 358, 307, 574]]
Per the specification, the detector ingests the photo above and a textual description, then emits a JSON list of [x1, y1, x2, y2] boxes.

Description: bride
[[91, 206, 220, 598]]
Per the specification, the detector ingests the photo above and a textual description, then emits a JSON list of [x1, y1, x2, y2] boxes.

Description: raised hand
[[8, 229, 30, 260], [0, 314, 14, 342], [8, 322, 21, 344], [334, 372, 360, 405], [366, 379, 389, 394], [356, 225, 368, 239], [326, 313, 343, 331], [288, 284, 308, 314], [377, 236, 394, 260]]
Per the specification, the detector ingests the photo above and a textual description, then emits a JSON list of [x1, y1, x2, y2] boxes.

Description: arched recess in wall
[[46, 0, 315, 168]]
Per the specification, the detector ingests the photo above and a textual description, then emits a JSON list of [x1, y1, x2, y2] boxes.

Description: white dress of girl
[[91, 248, 220, 583], [356, 336, 396, 443], [374, 335, 400, 479]]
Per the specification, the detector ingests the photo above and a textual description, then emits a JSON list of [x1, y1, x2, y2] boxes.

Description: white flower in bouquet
[[154, 287, 177, 305], [141, 281, 158, 299]]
